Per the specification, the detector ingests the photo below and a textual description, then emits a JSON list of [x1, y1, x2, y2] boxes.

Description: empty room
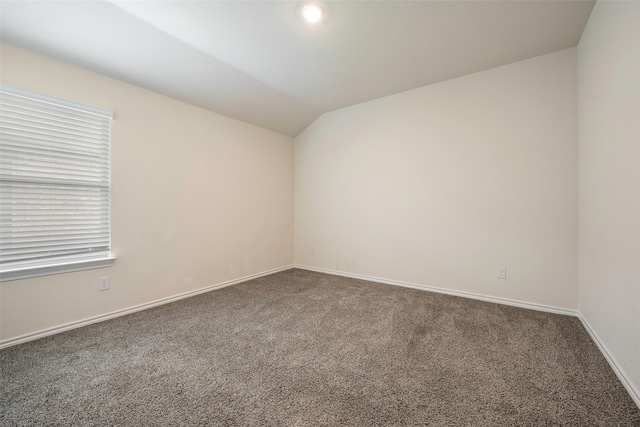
[[1, 0, 639, 425]]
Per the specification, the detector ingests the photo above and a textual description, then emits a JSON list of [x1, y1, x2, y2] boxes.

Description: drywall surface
[[0, 43, 294, 341], [295, 49, 578, 309], [578, 1, 640, 402]]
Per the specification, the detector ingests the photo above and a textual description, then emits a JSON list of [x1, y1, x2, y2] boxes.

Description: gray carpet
[[1, 268, 639, 426]]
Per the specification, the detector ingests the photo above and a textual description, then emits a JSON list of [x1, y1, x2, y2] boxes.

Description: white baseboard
[[578, 315, 640, 409], [0, 264, 294, 350], [295, 264, 577, 316]]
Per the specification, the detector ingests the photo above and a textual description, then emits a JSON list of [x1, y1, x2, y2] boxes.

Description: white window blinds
[[0, 84, 114, 281]]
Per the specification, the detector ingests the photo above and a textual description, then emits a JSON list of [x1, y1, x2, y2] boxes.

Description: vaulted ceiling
[[0, 0, 595, 137]]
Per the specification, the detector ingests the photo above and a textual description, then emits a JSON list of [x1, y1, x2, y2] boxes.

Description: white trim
[[578, 315, 640, 409], [295, 264, 578, 316], [1, 254, 116, 282], [0, 264, 294, 349]]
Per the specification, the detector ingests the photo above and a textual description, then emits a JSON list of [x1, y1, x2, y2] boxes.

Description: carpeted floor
[[1, 268, 639, 426]]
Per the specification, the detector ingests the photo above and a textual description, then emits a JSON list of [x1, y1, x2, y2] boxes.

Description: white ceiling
[[0, 0, 595, 137]]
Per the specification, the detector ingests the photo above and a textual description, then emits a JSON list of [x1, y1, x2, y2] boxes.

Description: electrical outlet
[[98, 276, 110, 291], [311, 247, 315, 255], [497, 267, 507, 279]]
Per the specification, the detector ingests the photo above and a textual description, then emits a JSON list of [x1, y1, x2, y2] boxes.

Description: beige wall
[[0, 43, 294, 342], [578, 1, 640, 402], [295, 49, 578, 310]]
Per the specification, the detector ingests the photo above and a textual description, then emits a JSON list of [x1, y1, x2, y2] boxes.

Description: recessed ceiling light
[[301, 3, 324, 24]]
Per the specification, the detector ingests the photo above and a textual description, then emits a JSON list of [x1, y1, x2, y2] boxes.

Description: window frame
[[0, 83, 115, 282]]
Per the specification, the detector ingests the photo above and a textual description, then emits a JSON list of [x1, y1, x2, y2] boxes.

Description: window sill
[[0, 255, 116, 282]]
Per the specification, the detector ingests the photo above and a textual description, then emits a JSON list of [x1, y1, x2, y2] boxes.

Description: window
[[0, 84, 115, 281]]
